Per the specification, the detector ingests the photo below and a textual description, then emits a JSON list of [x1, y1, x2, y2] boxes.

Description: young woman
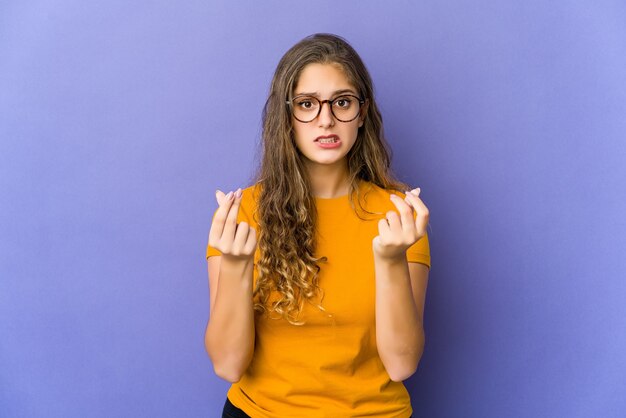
[[205, 33, 430, 418]]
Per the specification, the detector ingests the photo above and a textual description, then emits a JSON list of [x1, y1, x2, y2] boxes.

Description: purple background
[[1, 1, 625, 417]]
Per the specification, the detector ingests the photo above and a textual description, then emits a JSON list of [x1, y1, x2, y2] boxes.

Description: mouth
[[315, 135, 340, 144]]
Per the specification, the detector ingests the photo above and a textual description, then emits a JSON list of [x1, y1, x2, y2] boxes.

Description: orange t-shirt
[[206, 181, 431, 417]]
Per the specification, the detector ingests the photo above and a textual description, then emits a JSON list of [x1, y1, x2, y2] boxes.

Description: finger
[[232, 221, 250, 255], [390, 194, 415, 234], [242, 225, 257, 255], [404, 190, 430, 237], [215, 190, 227, 206], [404, 189, 428, 215], [221, 188, 243, 240], [377, 218, 390, 242], [385, 210, 402, 234], [208, 190, 235, 244]]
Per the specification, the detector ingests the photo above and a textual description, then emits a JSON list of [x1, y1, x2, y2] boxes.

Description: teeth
[[319, 138, 337, 143]]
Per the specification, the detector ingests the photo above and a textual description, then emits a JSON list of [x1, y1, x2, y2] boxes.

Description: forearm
[[205, 258, 255, 382], [374, 254, 425, 382]]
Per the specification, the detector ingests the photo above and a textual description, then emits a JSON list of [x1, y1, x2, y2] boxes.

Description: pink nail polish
[[235, 188, 243, 198]]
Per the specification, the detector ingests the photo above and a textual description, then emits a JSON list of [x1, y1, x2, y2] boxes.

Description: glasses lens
[[331, 96, 360, 122], [292, 96, 320, 123]]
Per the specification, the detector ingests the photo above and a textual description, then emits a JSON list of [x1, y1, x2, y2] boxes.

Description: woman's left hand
[[373, 187, 430, 261]]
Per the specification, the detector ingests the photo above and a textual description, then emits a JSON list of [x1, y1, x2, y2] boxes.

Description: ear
[[358, 99, 369, 128]]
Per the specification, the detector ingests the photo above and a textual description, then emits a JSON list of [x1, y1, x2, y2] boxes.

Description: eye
[[334, 97, 353, 108], [294, 97, 317, 110]]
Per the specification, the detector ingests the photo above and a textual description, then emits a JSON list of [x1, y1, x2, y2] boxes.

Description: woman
[[205, 33, 430, 418]]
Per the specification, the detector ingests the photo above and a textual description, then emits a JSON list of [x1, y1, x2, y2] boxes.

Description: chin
[[310, 155, 345, 164]]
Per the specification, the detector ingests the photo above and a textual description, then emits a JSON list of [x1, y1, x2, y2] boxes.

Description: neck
[[305, 160, 351, 198]]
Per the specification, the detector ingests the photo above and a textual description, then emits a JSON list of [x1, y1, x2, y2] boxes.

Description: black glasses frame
[[286, 94, 367, 123]]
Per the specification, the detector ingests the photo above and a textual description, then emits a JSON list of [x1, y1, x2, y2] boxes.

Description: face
[[291, 63, 364, 170]]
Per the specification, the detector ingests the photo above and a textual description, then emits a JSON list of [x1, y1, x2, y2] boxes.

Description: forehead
[[293, 63, 357, 95]]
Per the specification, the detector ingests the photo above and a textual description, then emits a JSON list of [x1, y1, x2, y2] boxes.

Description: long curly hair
[[253, 33, 406, 324]]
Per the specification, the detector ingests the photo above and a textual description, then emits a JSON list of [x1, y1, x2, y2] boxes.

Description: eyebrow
[[293, 89, 357, 97]]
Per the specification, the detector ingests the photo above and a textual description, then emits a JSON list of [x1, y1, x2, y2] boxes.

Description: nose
[[317, 100, 334, 128]]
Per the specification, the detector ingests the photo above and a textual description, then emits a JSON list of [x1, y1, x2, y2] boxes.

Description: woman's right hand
[[206, 188, 257, 381], [208, 188, 257, 261]]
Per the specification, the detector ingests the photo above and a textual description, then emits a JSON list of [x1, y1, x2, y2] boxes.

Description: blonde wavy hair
[[253, 33, 406, 324]]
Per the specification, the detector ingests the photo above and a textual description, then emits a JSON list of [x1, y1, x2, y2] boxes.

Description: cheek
[[292, 123, 305, 140], [344, 123, 360, 142], [292, 123, 312, 150]]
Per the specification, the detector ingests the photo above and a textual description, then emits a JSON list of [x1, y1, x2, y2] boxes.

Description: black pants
[[222, 397, 251, 418], [221, 397, 413, 417]]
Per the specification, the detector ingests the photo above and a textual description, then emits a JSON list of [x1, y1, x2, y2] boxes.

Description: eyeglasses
[[286, 94, 366, 123]]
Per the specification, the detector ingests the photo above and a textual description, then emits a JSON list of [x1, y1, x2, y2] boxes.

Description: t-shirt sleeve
[[406, 231, 431, 269], [206, 188, 256, 259]]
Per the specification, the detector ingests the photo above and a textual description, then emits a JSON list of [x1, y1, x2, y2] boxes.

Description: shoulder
[[361, 181, 405, 197], [232, 183, 260, 225], [358, 181, 405, 212], [241, 183, 260, 203]]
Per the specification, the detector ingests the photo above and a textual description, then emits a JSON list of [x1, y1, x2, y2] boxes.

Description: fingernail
[[413, 187, 421, 196], [235, 188, 242, 198], [226, 191, 234, 200]]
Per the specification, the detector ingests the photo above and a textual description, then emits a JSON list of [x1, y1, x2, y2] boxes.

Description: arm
[[373, 188, 430, 382], [374, 258, 429, 382], [204, 189, 257, 383]]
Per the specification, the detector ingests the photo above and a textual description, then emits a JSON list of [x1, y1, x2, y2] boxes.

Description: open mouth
[[318, 137, 338, 144], [315, 135, 339, 143]]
